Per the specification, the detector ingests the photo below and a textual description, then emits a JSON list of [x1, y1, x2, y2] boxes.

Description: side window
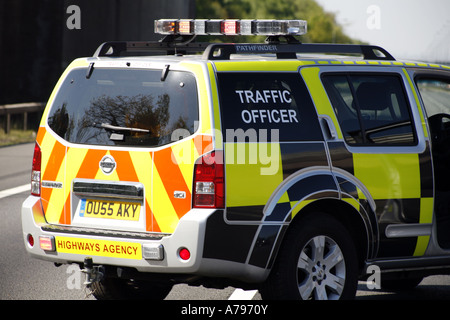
[[416, 77, 450, 117], [217, 72, 323, 142], [416, 75, 450, 152], [322, 73, 416, 146]]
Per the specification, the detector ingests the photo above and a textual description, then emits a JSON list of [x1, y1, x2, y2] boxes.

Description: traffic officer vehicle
[[21, 19, 450, 300]]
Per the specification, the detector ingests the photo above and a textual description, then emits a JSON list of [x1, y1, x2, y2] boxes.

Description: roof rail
[[93, 40, 209, 58], [202, 43, 395, 60], [93, 40, 395, 61]]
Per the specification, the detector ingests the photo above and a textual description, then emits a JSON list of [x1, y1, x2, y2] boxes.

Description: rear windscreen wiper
[[100, 123, 150, 133], [99, 123, 150, 141]]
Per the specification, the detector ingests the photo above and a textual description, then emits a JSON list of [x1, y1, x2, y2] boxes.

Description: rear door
[[216, 70, 326, 222], [45, 65, 200, 234], [318, 67, 434, 258]]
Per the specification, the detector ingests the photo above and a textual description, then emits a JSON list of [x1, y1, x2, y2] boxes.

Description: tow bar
[[81, 257, 104, 287]]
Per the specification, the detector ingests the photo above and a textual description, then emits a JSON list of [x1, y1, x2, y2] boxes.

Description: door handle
[[319, 115, 337, 140]]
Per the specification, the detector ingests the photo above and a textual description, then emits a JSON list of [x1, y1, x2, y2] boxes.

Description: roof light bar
[[154, 19, 178, 34], [154, 19, 307, 36]]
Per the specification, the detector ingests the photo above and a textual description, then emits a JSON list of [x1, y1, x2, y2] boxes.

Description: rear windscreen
[[47, 68, 199, 147]]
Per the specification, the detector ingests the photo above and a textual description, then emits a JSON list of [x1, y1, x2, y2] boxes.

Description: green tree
[[195, 0, 359, 44]]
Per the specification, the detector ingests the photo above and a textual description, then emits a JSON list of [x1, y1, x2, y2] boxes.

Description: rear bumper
[[21, 196, 267, 283], [21, 195, 210, 273]]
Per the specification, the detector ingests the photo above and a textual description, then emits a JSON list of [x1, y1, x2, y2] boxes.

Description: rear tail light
[[31, 142, 41, 196], [193, 151, 224, 208], [39, 235, 55, 252]]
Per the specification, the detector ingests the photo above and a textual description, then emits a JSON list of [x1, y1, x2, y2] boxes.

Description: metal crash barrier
[[0, 102, 45, 133]]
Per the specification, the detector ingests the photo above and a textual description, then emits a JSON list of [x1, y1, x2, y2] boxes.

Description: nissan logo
[[99, 155, 116, 175]]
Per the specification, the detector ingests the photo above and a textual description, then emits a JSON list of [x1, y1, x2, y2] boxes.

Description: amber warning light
[[154, 19, 307, 36]]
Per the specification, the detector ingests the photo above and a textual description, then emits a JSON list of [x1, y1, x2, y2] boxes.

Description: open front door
[[416, 73, 450, 248]]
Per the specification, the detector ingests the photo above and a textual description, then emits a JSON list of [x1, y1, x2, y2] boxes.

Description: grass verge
[[0, 130, 36, 147]]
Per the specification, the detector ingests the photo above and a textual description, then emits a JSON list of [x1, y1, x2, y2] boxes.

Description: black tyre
[[90, 277, 173, 300], [261, 213, 359, 300]]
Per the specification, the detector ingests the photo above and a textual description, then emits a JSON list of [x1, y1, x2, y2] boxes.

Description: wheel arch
[[255, 167, 378, 277]]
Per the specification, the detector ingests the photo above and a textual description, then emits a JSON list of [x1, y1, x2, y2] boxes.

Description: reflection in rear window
[[48, 68, 198, 147]]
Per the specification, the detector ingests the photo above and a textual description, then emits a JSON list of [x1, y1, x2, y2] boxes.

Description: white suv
[[22, 19, 450, 300]]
